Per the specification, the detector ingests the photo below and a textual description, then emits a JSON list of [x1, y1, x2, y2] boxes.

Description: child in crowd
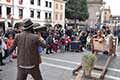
[[53, 39, 58, 53], [6, 35, 15, 62], [59, 37, 66, 53]]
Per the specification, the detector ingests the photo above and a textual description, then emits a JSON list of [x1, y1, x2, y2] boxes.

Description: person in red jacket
[[6, 35, 15, 61], [7, 35, 14, 49]]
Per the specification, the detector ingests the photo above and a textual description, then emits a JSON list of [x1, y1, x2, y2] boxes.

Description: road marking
[[42, 62, 73, 71], [42, 57, 79, 65], [42, 57, 120, 73], [42, 62, 120, 80], [117, 54, 120, 56]]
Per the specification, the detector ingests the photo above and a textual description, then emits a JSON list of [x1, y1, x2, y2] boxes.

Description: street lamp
[[64, 0, 69, 30]]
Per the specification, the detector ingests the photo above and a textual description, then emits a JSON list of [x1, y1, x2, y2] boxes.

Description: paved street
[[0, 46, 120, 80]]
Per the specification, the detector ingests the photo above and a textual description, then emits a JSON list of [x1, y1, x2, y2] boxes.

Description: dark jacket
[[9, 31, 46, 66]]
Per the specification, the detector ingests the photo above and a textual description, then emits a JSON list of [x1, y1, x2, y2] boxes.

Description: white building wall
[[1, 5, 6, 19], [0, 0, 54, 27], [14, 6, 19, 19], [52, 0, 65, 29]]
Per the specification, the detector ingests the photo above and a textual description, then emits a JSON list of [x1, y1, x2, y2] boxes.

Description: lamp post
[[64, 0, 69, 30]]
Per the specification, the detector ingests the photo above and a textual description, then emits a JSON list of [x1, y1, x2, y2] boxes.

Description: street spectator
[[14, 27, 22, 34], [59, 36, 66, 53], [5, 28, 16, 39], [0, 39, 4, 66], [0, 34, 7, 66], [6, 35, 15, 61], [0, 34, 7, 65], [53, 39, 58, 53], [46, 33, 54, 54], [118, 31, 120, 44], [94, 30, 105, 39], [14, 22, 23, 34], [0, 39, 2, 71], [9, 19, 46, 80], [65, 36, 71, 51], [79, 31, 88, 48]]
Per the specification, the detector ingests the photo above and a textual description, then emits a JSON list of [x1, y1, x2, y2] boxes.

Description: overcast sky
[[104, 0, 120, 15]]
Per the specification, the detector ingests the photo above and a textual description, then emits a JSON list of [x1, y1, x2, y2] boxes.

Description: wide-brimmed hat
[[23, 19, 40, 30]]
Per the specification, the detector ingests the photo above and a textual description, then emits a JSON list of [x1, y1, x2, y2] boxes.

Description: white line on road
[[42, 57, 120, 73], [42, 62, 120, 80], [117, 54, 120, 56], [42, 57, 79, 65], [42, 62, 73, 71]]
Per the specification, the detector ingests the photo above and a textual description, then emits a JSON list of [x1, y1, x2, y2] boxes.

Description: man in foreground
[[9, 19, 46, 80]]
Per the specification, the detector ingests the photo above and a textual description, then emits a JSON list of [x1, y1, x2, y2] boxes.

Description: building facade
[[0, 0, 54, 30], [53, 0, 65, 28]]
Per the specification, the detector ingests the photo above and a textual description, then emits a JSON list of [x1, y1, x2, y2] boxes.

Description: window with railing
[[30, 0, 34, 5], [6, 7, 11, 18], [45, 12, 48, 19], [60, 14, 63, 20], [38, 0, 41, 6], [56, 4, 58, 9], [19, 0, 23, 5], [45, 1, 48, 7], [56, 14, 58, 20], [49, 2, 52, 8], [30, 10, 34, 18], [19, 9, 23, 19], [49, 13, 51, 19], [37, 11, 40, 19], [60, 5, 63, 10]]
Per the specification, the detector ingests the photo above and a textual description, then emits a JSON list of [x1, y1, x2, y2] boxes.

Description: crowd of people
[[41, 25, 114, 55], [0, 27, 21, 71], [0, 18, 117, 80]]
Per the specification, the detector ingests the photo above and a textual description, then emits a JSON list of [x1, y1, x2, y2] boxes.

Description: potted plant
[[82, 53, 96, 77]]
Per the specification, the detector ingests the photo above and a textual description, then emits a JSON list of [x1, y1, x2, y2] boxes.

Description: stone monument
[[87, 0, 104, 27]]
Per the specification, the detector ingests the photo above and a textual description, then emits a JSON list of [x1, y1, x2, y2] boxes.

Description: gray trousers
[[17, 65, 43, 80]]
